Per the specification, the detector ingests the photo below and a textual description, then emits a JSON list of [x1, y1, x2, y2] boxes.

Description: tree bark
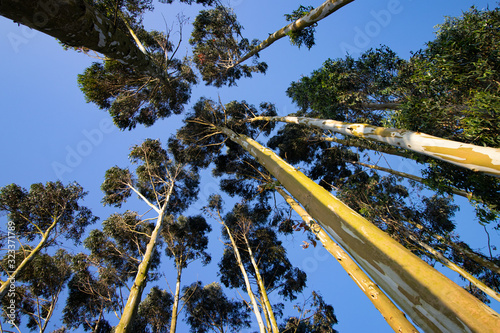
[[0, 0, 158, 75], [242, 234, 279, 333], [249, 116, 500, 177], [233, 0, 353, 67], [170, 265, 182, 333], [276, 187, 419, 333], [218, 124, 500, 333], [0, 217, 58, 301], [223, 223, 266, 333], [115, 185, 173, 333]]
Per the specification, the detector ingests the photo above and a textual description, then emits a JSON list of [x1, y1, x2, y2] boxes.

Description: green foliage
[[284, 5, 316, 49], [102, 139, 199, 213], [0, 181, 98, 244], [162, 215, 212, 269], [189, 6, 268, 87], [174, 98, 277, 169], [1, 250, 73, 330], [132, 286, 174, 333], [286, 46, 403, 123], [78, 49, 196, 130], [395, 6, 500, 144], [218, 203, 307, 301], [182, 281, 251, 333], [63, 253, 118, 332]]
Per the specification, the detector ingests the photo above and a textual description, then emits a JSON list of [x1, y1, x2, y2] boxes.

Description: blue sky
[[1, 0, 499, 332]]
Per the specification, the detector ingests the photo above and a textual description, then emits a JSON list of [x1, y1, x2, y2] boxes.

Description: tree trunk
[[115, 195, 170, 333], [242, 234, 279, 333], [223, 223, 266, 333], [276, 187, 419, 333], [217, 124, 500, 333], [249, 116, 500, 177], [0, 218, 58, 300], [0, 0, 157, 75], [233, 0, 353, 67], [170, 264, 182, 333]]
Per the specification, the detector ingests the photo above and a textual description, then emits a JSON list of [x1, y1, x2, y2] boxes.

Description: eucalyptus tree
[[209, 125, 420, 332], [161, 214, 211, 333], [0, 181, 97, 301], [99, 138, 199, 333], [182, 281, 251, 333], [232, 0, 354, 67], [217, 202, 307, 333], [173, 97, 500, 332], [63, 253, 119, 332], [0, 250, 72, 333], [189, 6, 267, 87], [203, 195, 267, 333]]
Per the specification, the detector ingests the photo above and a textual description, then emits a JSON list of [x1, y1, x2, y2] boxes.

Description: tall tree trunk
[[232, 0, 353, 67], [249, 116, 500, 177], [217, 124, 500, 333], [115, 184, 173, 333], [170, 264, 182, 333], [276, 187, 419, 333], [223, 223, 266, 333], [241, 234, 279, 333], [0, 218, 58, 300], [0, 0, 158, 75]]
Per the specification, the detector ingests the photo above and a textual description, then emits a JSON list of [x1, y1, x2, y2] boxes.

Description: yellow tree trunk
[[276, 187, 419, 333], [218, 125, 500, 333], [249, 116, 500, 177]]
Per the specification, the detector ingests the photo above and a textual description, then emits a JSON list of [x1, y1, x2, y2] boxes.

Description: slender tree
[[204, 195, 267, 333], [131, 286, 174, 333], [161, 214, 212, 333], [99, 139, 199, 333], [0, 181, 97, 301]]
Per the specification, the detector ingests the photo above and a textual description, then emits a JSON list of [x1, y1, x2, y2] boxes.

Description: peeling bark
[[276, 187, 419, 333], [219, 125, 500, 333], [250, 116, 500, 177]]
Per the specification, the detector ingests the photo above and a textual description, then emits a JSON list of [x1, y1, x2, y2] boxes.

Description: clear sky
[[1, 0, 499, 332]]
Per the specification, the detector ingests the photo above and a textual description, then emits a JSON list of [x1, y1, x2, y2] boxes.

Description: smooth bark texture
[[223, 223, 266, 333], [0, 218, 58, 301], [115, 185, 173, 333], [0, 0, 157, 74], [250, 116, 500, 177], [242, 234, 279, 333], [218, 125, 500, 333], [276, 187, 419, 333], [233, 0, 354, 66], [170, 266, 182, 333]]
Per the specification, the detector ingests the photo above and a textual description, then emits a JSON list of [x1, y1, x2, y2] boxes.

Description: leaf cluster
[[189, 6, 268, 87], [0, 181, 98, 245], [284, 5, 316, 49], [182, 281, 251, 333]]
